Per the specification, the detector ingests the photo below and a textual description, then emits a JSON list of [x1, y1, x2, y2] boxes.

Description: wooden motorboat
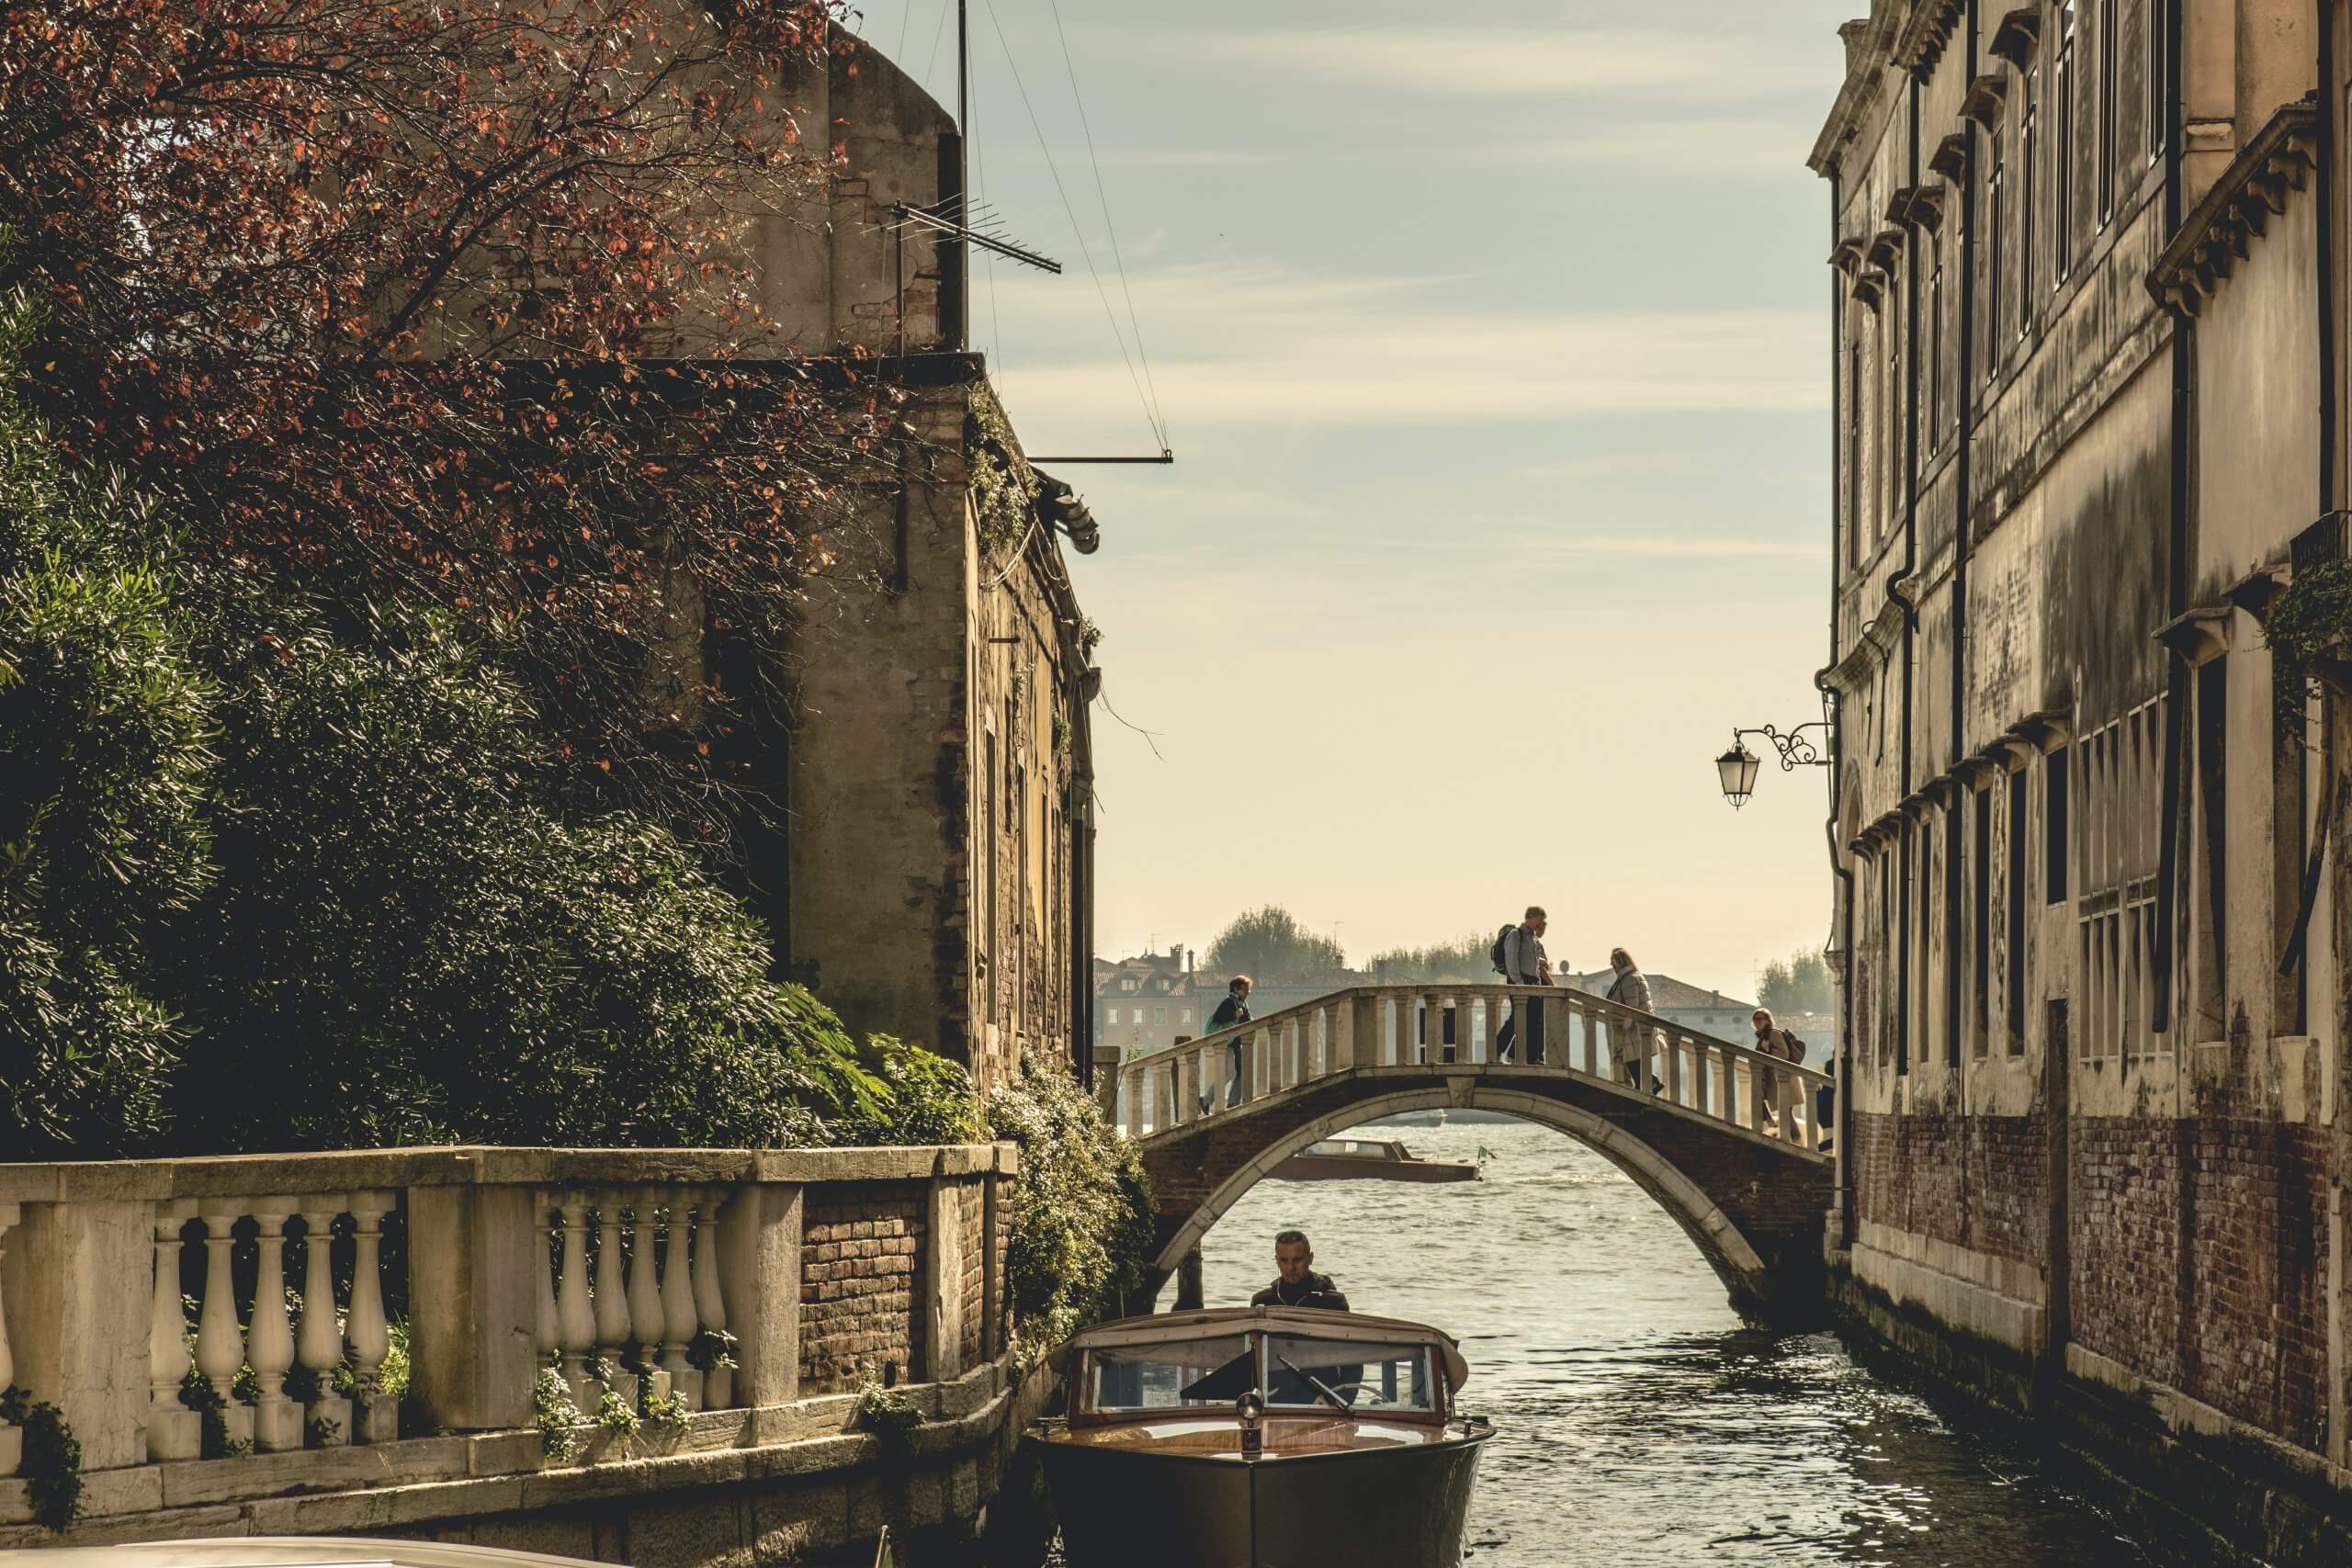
[[1272, 1136, 1481, 1184], [1032, 1306, 1493, 1568]]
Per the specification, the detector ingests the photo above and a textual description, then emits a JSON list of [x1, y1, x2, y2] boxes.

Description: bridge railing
[[0, 1142, 1014, 1532], [1119, 984, 1831, 1148]]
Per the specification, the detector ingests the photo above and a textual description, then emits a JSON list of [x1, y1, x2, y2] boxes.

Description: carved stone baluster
[[1580, 1007, 1600, 1077], [146, 1204, 200, 1461], [629, 1189, 668, 1403], [691, 1190, 731, 1407], [0, 1203, 19, 1474], [1692, 1041, 1713, 1122], [195, 1202, 254, 1450], [593, 1194, 635, 1404], [346, 1190, 397, 1442], [534, 1193, 560, 1371], [660, 1197, 701, 1409], [1124, 1067, 1143, 1136], [248, 1200, 301, 1451], [555, 1198, 596, 1405], [297, 1201, 352, 1448], [1666, 1033, 1686, 1104]]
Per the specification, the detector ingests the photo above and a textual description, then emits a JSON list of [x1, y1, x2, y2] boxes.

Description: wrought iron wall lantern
[[1714, 722, 1832, 808]]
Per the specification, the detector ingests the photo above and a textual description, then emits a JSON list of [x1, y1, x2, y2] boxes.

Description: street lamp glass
[[1717, 745, 1760, 807]]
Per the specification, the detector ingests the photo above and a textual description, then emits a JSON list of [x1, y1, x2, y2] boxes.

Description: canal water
[[1137, 1116, 2214, 1567]]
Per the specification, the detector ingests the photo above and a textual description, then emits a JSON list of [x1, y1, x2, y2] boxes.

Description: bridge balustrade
[[0, 1144, 1017, 1541], [1119, 985, 1831, 1150]]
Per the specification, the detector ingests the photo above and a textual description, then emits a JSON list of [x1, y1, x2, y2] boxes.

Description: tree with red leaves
[[0, 0, 893, 842]]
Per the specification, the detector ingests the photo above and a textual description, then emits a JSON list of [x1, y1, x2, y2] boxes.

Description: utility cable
[[979, 0, 1163, 453], [1045, 0, 1168, 448]]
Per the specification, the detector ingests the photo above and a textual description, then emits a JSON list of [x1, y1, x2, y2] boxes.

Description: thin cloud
[[1167, 27, 1812, 100], [1497, 118, 1817, 178]]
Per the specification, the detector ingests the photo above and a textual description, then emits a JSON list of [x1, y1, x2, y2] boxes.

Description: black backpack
[[1489, 923, 1516, 977]]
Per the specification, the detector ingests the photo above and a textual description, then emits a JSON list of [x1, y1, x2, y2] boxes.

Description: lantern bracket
[[1734, 721, 1833, 772]]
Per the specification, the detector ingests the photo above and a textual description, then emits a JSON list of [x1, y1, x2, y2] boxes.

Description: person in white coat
[[1605, 947, 1659, 1090]]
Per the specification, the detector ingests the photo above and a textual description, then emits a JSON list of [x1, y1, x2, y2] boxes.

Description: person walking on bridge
[[1751, 1008, 1806, 1134], [1215, 975, 1254, 1108], [1606, 947, 1660, 1092], [1494, 906, 1551, 1064]]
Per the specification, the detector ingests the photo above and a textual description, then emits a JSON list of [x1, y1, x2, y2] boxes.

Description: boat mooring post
[[1175, 1246, 1204, 1310]]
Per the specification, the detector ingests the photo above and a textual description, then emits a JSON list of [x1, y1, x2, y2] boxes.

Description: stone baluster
[[145, 1204, 200, 1461], [1691, 1041, 1714, 1122], [555, 1198, 596, 1405], [592, 1195, 633, 1401], [1124, 1067, 1143, 1136], [628, 1190, 668, 1402], [660, 1197, 700, 1409], [248, 1200, 301, 1451], [1577, 1004, 1598, 1077], [692, 1189, 732, 1407], [0, 1203, 18, 1475], [297, 1201, 353, 1448], [1744, 1050, 1767, 1133], [346, 1190, 396, 1442], [1172, 1052, 1193, 1125], [1665, 1033, 1686, 1104], [534, 1194, 560, 1371], [195, 1203, 254, 1449]]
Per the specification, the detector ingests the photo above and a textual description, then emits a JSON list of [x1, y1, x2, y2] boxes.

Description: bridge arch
[[1150, 1086, 1780, 1318]]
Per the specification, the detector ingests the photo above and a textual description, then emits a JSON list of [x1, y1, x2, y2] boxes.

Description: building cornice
[[2148, 97, 2319, 317], [1809, 6, 1908, 176], [1894, 0, 1965, 79]]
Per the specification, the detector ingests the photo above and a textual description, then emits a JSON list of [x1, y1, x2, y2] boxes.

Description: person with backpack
[[1750, 1007, 1806, 1134], [1605, 947, 1661, 1091], [1216, 976, 1254, 1108], [1492, 906, 1551, 1064]]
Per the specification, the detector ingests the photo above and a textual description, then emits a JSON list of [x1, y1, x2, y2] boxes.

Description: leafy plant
[[2264, 558, 2352, 749], [831, 1036, 980, 1146], [642, 1388, 692, 1437], [587, 1359, 639, 1437], [303, 1412, 344, 1449], [854, 1367, 923, 1450], [0, 1386, 83, 1531], [532, 1370, 584, 1464], [968, 388, 1043, 563], [176, 1370, 251, 1461], [986, 1052, 1155, 1366], [685, 1327, 740, 1375]]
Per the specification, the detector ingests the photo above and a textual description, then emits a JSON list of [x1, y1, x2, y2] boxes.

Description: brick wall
[[1850, 1110, 2047, 1268], [957, 1180, 985, 1370], [798, 1182, 926, 1393]]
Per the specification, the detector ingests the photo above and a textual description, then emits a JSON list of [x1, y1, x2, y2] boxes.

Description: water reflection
[[1159, 1118, 2191, 1566]]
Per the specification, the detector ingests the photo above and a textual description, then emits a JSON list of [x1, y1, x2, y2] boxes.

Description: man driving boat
[[1250, 1229, 1350, 1310]]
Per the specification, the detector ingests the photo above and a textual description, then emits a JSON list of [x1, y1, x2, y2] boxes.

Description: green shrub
[[0, 281, 214, 1159], [986, 1052, 1154, 1364], [831, 1035, 981, 1146]]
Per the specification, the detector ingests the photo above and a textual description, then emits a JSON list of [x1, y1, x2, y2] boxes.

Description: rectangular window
[[1155, 1006, 1168, 1025], [2007, 769, 2029, 1051], [1884, 289, 1901, 525], [2055, 1, 2076, 283], [1919, 818, 1937, 1068], [1928, 231, 1945, 450], [2098, 0, 2118, 224], [2195, 659, 2228, 1037], [1106, 1007, 1120, 1025], [1974, 785, 1994, 1055], [2148, 0, 2165, 159], [1180, 1007, 1193, 1024], [1846, 339, 1862, 560], [2045, 744, 2070, 902], [1985, 131, 2005, 383], [2274, 664, 2310, 1033], [2019, 65, 2039, 337]]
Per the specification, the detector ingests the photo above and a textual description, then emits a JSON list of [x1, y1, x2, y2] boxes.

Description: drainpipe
[[2320, 4, 2338, 520], [1948, 2, 1980, 1072], [1889, 70, 1927, 1080], [2154, 0, 2189, 1033], [1819, 160, 1858, 1239]]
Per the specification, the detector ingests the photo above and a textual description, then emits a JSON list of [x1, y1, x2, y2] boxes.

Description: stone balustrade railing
[[1120, 984, 1833, 1147], [0, 1144, 1015, 1539]]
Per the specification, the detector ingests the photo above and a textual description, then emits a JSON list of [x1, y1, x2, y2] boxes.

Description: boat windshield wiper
[[1275, 1355, 1351, 1415]]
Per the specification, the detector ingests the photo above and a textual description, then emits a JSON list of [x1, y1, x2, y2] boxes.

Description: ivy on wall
[[2264, 558, 2352, 745], [967, 384, 1040, 566]]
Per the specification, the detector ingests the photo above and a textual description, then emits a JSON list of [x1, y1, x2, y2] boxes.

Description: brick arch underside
[[1151, 1087, 1780, 1317]]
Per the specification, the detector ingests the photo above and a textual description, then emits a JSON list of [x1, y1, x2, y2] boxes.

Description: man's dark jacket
[[1250, 1272, 1350, 1311]]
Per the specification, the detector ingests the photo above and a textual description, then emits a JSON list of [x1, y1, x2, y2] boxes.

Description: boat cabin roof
[[1047, 1306, 1470, 1393]]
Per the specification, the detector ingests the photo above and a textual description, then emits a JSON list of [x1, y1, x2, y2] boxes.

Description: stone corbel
[[1928, 132, 1970, 183], [1989, 6, 2043, 67], [2008, 709, 2074, 754], [2224, 562, 2293, 624], [1920, 776, 1961, 810], [1961, 74, 2009, 127], [1894, 184, 1948, 233], [1828, 236, 1867, 276], [1865, 226, 1906, 274], [1897, 791, 1934, 824], [1980, 737, 2035, 773], [2154, 604, 2233, 666]]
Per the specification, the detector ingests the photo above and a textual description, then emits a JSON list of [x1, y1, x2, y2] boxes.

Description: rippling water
[[1127, 1118, 2210, 1567]]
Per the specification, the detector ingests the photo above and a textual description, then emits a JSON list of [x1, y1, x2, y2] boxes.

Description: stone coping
[[0, 1144, 1018, 1203], [0, 1361, 1028, 1547]]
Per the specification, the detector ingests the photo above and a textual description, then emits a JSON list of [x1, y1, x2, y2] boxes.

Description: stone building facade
[[1811, 3, 2351, 1556], [663, 28, 1102, 1093]]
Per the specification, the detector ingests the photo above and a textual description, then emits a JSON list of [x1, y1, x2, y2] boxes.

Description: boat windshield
[[1262, 1335, 1435, 1414], [1087, 1333, 1256, 1412]]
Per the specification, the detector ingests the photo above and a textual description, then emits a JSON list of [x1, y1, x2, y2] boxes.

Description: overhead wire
[[978, 0, 1164, 453], [1044, 0, 1168, 448]]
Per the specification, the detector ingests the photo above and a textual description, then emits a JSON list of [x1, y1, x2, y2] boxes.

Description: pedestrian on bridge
[[1605, 948, 1662, 1092], [1494, 906, 1551, 1064], [1215, 975, 1254, 1108], [1751, 1008, 1805, 1134]]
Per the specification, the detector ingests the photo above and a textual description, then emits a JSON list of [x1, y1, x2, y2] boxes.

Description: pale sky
[[849, 1, 1853, 1001]]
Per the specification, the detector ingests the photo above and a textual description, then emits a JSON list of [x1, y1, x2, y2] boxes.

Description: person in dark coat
[[1213, 975, 1253, 1108], [1249, 1229, 1350, 1310]]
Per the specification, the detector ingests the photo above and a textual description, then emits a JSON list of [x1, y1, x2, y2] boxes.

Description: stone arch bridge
[[1122, 984, 1835, 1323]]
